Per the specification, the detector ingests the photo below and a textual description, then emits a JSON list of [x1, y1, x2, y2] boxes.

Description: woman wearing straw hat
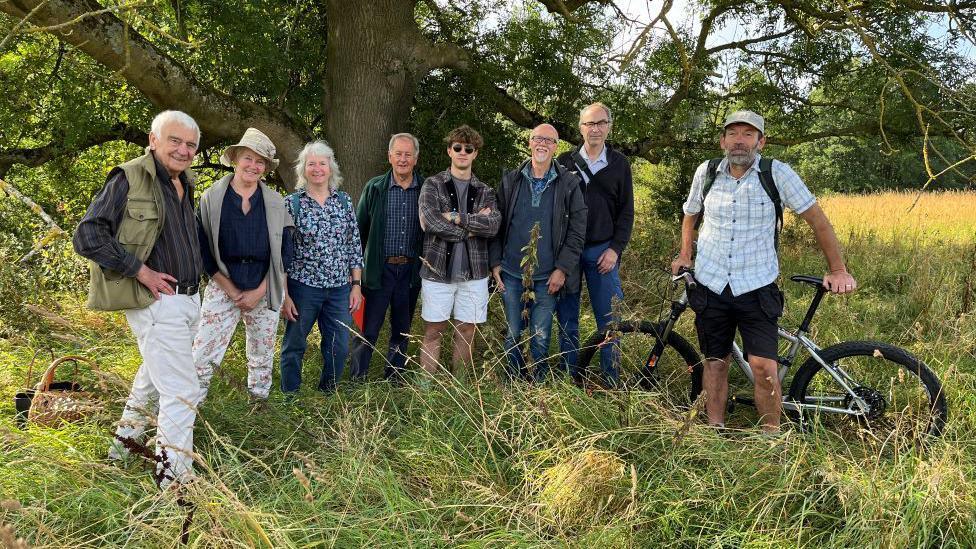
[[193, 127, 295, 404], [278, 140, 364, 395]]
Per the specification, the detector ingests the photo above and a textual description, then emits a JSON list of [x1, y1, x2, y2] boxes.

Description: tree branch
[[0, 178, 67, 263], [537, 0, 614, 20], [0, 122, 146, 178], [0, 0, 310, 187], [485, 85, 579, 145]]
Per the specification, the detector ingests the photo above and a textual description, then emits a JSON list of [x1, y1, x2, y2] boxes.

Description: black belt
[[171, 283, 200, 295]]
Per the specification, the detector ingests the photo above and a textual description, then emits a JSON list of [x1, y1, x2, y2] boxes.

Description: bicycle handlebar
[[672, 267, 697, 289]]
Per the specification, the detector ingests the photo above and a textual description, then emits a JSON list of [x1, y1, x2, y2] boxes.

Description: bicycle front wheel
[[578, 321, 703, 405], [788, 341, 947, 439]]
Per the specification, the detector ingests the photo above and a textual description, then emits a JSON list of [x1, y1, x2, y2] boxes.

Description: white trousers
[[111, 293, 201, 487], [192, 284, 279, 400]]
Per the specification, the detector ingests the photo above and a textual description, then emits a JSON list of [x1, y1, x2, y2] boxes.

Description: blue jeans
[[349, 262, 420, 380], [279, 279, 352, 392], [500, 271, 557, 382], [555, 241, 623, 386]]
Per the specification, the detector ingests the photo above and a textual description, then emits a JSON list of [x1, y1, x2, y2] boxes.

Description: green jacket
[[85, 151, 196, 311], [356, 170, 424, 291]]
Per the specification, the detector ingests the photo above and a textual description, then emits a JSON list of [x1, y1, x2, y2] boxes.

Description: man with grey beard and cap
[[672, 110, 856, 433]]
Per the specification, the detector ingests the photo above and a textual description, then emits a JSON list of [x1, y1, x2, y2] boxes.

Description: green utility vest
[[85, 152, 195, 311]]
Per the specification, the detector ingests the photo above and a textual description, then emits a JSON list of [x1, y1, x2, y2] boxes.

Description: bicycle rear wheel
[[578, 321, 703, 405], [788, 341, 947, 439]]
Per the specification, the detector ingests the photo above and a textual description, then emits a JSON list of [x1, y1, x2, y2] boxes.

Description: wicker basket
[[26, 355, 102, 427]]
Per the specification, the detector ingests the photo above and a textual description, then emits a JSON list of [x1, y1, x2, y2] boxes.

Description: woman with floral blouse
[[279, 141, 364, 394]]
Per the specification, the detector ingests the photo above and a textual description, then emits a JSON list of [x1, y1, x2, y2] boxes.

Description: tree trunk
[[323, 0, 428, 201]]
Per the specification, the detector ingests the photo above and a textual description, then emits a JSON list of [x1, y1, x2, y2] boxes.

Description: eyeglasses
[[530, 135, 557, 145], [451, 143, 476, 154], [581, 120, 610, 129]]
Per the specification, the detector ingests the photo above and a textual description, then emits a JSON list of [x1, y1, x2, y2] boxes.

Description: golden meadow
[[813, 190, 976, 244]]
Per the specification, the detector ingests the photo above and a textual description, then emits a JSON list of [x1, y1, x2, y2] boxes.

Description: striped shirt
[[74, 158, 202, 285], [683, 154, 816, 296], [382, 176, 421, 258]]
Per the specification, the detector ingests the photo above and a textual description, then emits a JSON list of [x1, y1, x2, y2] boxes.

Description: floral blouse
[[285, 189, 364, 288]]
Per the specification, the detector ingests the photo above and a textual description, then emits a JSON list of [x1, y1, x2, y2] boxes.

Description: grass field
[[817, 190, 976, 244], [0, 191, 974, 547]]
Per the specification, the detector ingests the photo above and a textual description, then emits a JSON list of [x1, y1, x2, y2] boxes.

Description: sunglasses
[[451, 143, 476, 154]]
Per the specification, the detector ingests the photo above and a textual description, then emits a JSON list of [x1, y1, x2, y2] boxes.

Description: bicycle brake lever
[[671, 268, 697, 288]]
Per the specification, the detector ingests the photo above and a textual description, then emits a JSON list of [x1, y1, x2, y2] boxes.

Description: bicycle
[[577, 270, 948, 438]]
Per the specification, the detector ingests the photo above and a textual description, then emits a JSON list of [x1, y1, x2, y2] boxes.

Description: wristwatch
[[451, 211, 459, 224], [351, 280, 361, 286]]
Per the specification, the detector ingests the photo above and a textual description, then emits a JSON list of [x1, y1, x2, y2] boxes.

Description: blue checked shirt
[[683, 154, 816, 296], [383, 176, 421, 257]]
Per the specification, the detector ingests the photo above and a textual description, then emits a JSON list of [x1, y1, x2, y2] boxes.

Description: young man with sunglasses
[[555, 102, 635, 387], [490, 124, 588, 382], [417, 125, 501, 378]]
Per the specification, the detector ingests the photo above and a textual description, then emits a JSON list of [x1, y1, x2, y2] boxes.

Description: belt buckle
[[172, 283, 197, 295]]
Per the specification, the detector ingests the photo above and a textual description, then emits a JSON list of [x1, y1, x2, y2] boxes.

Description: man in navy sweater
[[555, 102, 635, 387]]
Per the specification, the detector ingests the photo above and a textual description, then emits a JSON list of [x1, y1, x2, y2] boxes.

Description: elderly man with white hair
[[74, 110, 204, 488]]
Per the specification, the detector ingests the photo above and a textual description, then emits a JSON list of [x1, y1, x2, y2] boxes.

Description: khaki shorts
[[421, 277, 489, 323]]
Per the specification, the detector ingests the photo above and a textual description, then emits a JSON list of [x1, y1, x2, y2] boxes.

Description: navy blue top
[[200, 185, 283, 291], [502, 173, 555, 281], [383, 175, 422, 258]]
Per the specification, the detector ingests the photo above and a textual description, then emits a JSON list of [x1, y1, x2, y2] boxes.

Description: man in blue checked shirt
[[349, 133, 424, 383], [672, 110, 857, 433]]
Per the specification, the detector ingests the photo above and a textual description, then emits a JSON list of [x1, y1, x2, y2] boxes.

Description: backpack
[[695, 157, 783, 249]]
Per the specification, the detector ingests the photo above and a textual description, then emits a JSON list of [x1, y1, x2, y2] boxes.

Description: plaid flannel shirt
[[418, 170, 501, 283]]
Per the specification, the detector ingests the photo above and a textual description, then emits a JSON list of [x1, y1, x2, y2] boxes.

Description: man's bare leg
[[452, 321, 476, 375], [750, 356, 782, 432], [703, 355, 731, 426], [421, 321, 449, 374]]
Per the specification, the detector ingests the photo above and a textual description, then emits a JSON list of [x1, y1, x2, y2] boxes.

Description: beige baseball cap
[[220, 127, 279, 171], [723, 110, 765, 134]]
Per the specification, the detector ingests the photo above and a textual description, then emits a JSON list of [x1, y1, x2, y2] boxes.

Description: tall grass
[[1, 191, 974, 547]]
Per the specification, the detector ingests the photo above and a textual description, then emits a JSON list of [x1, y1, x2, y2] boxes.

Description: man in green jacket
[[349, 133, 424, 382], [73, 110, 203, 489]]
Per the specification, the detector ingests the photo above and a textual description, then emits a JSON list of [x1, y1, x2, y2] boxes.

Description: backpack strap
[[757, 157, 783, 250], [571, 149, 596, 187], [693, 158, 723, 230], [289, 193, 302, 222], [338, 191, 352, 213]]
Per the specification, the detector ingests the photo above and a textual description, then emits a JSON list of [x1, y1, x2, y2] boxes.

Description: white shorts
[[421, 277, 490, 324]]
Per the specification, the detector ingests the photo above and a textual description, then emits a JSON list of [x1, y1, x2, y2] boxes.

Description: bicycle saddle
[[790, 274, 824, 288]]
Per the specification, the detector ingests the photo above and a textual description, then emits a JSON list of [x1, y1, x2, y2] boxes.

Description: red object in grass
[[353, 297, 365, 331]]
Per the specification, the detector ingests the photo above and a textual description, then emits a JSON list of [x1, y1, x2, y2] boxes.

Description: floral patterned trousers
[[192, 283, 280, 400]]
